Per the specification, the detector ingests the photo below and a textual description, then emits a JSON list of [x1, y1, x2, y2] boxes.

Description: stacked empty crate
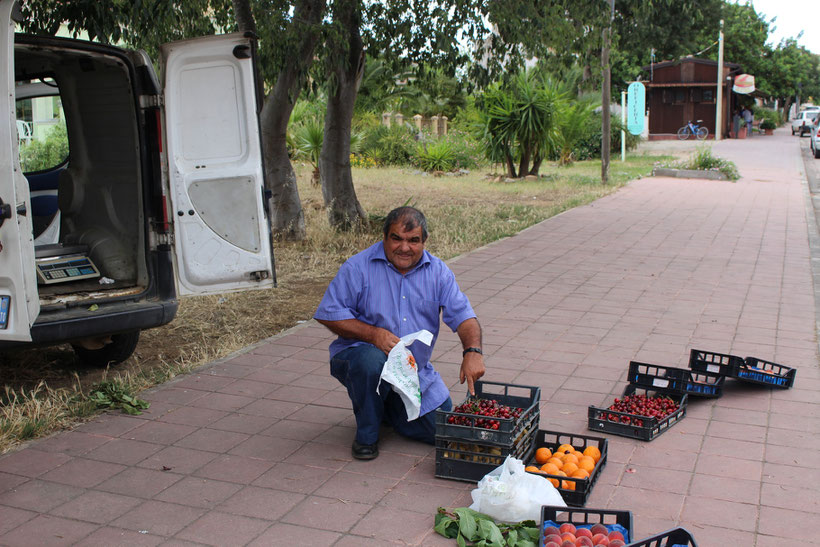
[[689, 349, 796, 389], [435, 381, 540, 482]]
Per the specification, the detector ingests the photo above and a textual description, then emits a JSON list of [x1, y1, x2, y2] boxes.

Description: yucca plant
[[292, 120, 324, 185], [555, 100, 597, 166], [476, 70, 563, 178], [415, 139, 456, 172]]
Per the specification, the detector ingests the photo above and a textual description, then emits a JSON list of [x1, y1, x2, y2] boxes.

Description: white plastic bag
[[469, 456, 566, 523], [378, 329, 433, 421]]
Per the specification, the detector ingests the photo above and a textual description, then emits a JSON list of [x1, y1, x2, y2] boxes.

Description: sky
[[745, 0, 820, 54]]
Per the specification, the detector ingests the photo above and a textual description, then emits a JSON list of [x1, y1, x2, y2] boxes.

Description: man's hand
[[315, 318, 399, 355], [460, 352, 485, 396], [455, 317, 484, 395], [371, 327, 400, 355]]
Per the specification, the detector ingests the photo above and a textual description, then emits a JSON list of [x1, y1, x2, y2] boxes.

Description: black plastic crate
[[629, 361, 724, 398], [688, 348, 744, 377], [736, 357, 796, 389], [588, 385, 687, 441], [524, 430, 608, 507], [435, 380, 541, 445], [540, 505, 633, 546], [625, 527, 698, 547], [690, 349, 797, 389], [434, 430, 536, 482]]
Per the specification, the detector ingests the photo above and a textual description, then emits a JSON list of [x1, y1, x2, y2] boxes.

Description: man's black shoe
[[352, 440, 379, 460]]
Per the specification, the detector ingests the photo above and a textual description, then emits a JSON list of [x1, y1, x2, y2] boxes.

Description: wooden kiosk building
[[643, 57, 741, 139]]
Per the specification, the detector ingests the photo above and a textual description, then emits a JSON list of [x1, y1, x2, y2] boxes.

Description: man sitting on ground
[[314, 206, 485, 460]]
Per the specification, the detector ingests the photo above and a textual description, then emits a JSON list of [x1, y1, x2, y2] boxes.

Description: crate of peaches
[[524, 430, 608, 506], [539, 505, 633, 547], [588, 385, 687, 442]]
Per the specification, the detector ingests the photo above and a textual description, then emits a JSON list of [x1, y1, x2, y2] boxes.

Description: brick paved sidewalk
[[1, 128, 818, 546]]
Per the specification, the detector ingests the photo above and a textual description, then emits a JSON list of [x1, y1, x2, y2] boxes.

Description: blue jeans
[[330, 344, 452, 446]]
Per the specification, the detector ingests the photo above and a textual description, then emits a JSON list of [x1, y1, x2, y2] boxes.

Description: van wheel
[[73, 331, 140, 366]]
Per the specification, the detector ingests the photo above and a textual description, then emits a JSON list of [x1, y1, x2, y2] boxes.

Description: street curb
[[797, 143, 820, 359], [651, 167, 728, 180]]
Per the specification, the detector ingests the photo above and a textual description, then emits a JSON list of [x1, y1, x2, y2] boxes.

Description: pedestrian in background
[[742, 106, 753, 138]]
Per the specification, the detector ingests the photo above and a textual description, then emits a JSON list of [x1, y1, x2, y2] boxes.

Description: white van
[[0, 0, 275, 364]]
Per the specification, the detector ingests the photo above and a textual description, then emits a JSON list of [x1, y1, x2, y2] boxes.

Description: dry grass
[[0, 153, 667, 453]]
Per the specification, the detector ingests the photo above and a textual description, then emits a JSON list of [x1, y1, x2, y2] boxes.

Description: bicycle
[[677, 119, 709, 140]]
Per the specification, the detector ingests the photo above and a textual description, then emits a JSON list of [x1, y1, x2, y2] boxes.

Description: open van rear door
[[161, 33, 274, 296], [0, 0, 39, 341]]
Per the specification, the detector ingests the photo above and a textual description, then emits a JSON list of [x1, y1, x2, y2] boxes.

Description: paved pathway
[[1, 129, 819, 546]]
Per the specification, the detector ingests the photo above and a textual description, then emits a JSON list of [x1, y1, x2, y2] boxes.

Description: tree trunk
[[783, 97, 794, 122], [529, 150, 543, 176], [261, 71, 307, 240], [319, 0, 367, 230], [231, 0, 257, 34], [517, 144, 531, 178], [601, 26, 611, 185], [236, 0, 325, 241], [505, 148, 517, 178]]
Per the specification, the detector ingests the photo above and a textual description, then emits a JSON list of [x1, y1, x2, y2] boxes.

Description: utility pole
[[715, 19, 725, 140], [601, 0, 614, 184], [621, 90, 626, 161]]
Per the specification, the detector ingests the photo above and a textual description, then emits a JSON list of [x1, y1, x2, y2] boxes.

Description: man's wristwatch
[[463, 347, 483, 357]]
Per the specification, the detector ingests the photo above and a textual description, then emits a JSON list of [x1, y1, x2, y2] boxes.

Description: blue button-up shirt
[[314, 241, 476, 415]]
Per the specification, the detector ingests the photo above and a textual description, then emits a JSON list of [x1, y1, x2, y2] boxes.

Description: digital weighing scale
[[34, 244, 100, 285]]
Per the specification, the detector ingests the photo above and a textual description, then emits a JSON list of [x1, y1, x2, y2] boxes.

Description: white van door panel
[[161, 33, 273, 296], [0, 0, 39, 341]]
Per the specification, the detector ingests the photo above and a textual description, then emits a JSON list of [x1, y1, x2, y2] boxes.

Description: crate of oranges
[[524, 430, 608, 506]]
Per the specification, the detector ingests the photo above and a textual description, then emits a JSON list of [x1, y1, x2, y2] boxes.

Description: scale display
[[36, 254, 100, 285]]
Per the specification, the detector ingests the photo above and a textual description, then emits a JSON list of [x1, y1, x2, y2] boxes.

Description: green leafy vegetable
[[88, 381, 150, 415], [435, 508, 539, 547]]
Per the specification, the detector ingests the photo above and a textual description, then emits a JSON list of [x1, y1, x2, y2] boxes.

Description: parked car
[[811, 119, 820, 158], [791, 110, 820, 136], [0, 0, 275, 365]]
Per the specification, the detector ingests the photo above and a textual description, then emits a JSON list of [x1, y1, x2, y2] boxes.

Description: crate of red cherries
[[588, 384, 687, 442], [435, 381, 540, 482], [435, 380, 540, 445]]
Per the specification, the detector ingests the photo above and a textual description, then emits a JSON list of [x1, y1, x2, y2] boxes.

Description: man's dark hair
[[383, 206, 428, 242]]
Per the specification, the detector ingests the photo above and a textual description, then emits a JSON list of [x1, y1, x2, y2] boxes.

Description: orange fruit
[[561, 453, 579, 466], [556, 444, 575, 454], [562, 462, 579, 476], [548, 477, 560, 488], [578, 456, 596, 472], [562, 479, 576, 491], [555, 470, 567, 477], [547, 457, 564, 469], [571, 469, 590, 479], [525, 465, 542, 473], [535, 447, 553, 464], [541, 462, 561, 475], [583, 445, 602, 462]]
